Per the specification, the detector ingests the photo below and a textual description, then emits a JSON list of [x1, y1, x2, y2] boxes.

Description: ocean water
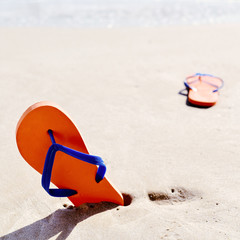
[[0, 0, 240, 27]]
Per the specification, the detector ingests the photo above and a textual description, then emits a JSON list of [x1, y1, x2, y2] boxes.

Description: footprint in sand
[[62, 189, 196, 209], [148, 187, 197, 204]]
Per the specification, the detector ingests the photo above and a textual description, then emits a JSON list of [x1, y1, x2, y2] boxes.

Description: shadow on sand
[[0, 202, 118, 240]]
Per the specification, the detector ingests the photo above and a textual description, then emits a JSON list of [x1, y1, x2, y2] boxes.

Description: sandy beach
[[0, 25, 240, 239]]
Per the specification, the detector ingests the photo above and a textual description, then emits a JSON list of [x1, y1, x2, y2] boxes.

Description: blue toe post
[[41, 130, 107, 197]]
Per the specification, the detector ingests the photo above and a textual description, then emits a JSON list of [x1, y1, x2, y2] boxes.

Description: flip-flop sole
[[16, 101, 124, 206], [186, 75, 221, 107], [188, 88, 218, 106]]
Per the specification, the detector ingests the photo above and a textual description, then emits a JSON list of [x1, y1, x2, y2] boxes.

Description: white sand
[[0, 25, 240, 239]]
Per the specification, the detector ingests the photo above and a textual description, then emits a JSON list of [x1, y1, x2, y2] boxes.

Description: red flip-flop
[[16, 102, 124, 206], [184, 73, 224, 107]]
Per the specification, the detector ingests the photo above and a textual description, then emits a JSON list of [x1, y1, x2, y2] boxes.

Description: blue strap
[[184, 73, 224, 92], [41, 130, 106, 197]]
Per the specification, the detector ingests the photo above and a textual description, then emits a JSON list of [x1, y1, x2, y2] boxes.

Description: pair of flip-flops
[[16, 74, 224, 207], [184, 73, 224, 107]]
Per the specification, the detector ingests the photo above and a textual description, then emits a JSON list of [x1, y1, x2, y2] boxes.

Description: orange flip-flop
[[16, 102, 124, 206], [184, 73, 224, 107]]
